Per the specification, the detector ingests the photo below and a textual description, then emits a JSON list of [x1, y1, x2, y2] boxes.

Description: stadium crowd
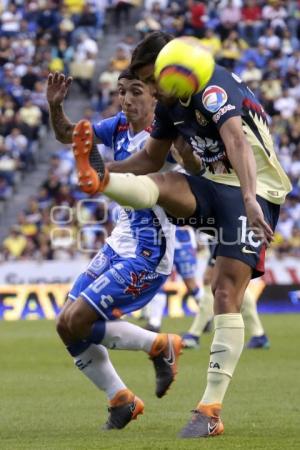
[[1, 0, 300, 261]]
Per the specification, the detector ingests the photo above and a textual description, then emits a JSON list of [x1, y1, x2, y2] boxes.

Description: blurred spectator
[[240, 60, 262, 88], [18, 99, 42, 141], [218, 30, 248, 70], [135, 11, 161, 38], [239, 0, 263, 46], [72, 3, 98, 41], [42, 172, 62, 199], [187, 0, 207, 38], [50, 37, 74, 74], [0, 175, 13, 200], [113, 0, 136, 30], [64, 0, 85, 15], [30, 81, 49, 126], [21, 65, 40, 91], [261, 0, 288, 35], [0, 139, 19, 185], [4, 127, 29, 169], [274, 89, 298, 119], [70, 33, 98, 95], [3, 226, 27, 260], [217, 0, 241, 40], [258, 26, 281, 55], [0, 3, 22, 37], [199, 28, 222, 56], [109, 44, 131, 72]]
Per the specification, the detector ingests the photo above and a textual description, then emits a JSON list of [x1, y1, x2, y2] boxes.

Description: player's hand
[[245, 198, 274, 246], [172, 136, 202, 175], [47, 72, 72, 106]]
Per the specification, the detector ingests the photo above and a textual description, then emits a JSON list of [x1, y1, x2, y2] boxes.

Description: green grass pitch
[[1, 315, 299, 450]]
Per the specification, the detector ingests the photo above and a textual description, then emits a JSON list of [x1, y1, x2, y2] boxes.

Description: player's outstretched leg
[[72, 120, 109, 194], [149, 333, 183, 398]]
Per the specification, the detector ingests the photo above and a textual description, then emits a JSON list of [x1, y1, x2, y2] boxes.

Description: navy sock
[[67, 320, 106, 357]]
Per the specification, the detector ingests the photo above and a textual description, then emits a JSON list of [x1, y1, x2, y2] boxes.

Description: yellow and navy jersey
[[151, 65, 291, 205]]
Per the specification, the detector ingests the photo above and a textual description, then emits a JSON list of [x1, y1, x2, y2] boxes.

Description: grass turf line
[[0, 316, 299, 450]]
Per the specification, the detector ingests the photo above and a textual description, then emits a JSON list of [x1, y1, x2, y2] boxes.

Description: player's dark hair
[[130, 31, 174, 74], [118, 68, 136, 81]]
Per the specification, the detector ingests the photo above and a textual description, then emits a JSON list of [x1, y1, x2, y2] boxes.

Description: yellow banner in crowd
[[0, 284, 70, 321], [0, 280, 265, 321], [0, 282, 200, 321]]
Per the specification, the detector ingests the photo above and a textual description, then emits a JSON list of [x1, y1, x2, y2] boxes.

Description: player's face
[[136, 64, 177, 106], [118, 78, 155, 122]]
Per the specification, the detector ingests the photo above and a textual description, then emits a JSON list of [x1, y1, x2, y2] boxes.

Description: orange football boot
[[179, 402, 224, 438], [149, 333, 183, 398], [103, 388, 144, 430], [72, 119, 109, 195]]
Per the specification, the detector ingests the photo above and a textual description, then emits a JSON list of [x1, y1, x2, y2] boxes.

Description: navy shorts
[[178, 176, 280, 278], [68, 244, 167, 320]]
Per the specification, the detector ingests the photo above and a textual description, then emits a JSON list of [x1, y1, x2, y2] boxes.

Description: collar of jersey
[[127, 128, 149, 142]]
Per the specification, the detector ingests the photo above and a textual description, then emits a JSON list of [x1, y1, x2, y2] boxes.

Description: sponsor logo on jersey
[[124, 271, 150, 298], [202, 85, 228, 113], [212, 104, 236, 123], [195, 110, 208, 126], [87, 253, 109, 277], [141, 248, 153, 258], [111, 268, 126, 285]]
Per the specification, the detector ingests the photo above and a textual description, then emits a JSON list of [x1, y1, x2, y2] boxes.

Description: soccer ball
[[154, 37, 215, 98]]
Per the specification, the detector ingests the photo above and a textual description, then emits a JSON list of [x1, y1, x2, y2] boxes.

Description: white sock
[[73, 344, 126, 399], [193, 286, 202, 304], [101, 320, 157, 352], [147, 292, 167, 328], [201, 313, 244, 405], [189, 285, 214, 337], [241, 287, 265, 336]]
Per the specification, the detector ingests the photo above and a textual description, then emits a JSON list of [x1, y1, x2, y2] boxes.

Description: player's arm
[[108, 136, 173, 175], [172, 136, 203, 175], [219, 116, 273, 244], [46, 72, 75, 144]]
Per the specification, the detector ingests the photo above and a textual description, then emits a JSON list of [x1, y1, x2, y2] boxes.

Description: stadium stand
[[0, 0, 299, 261]]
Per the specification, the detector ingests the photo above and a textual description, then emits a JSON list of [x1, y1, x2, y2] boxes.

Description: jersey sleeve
[[92, 114, 121, 147], [197, 70, 244, 129], [150, 102, 178, 140]]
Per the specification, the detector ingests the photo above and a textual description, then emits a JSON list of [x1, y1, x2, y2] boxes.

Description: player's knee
[[185, 278, 197, 292], [56, 311, 70, 341], [212, 281, 239, 314], [65, 306, 88, 339]]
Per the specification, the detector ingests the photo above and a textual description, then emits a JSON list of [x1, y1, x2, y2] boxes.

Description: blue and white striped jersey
[[93, 111, 176, 275]]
